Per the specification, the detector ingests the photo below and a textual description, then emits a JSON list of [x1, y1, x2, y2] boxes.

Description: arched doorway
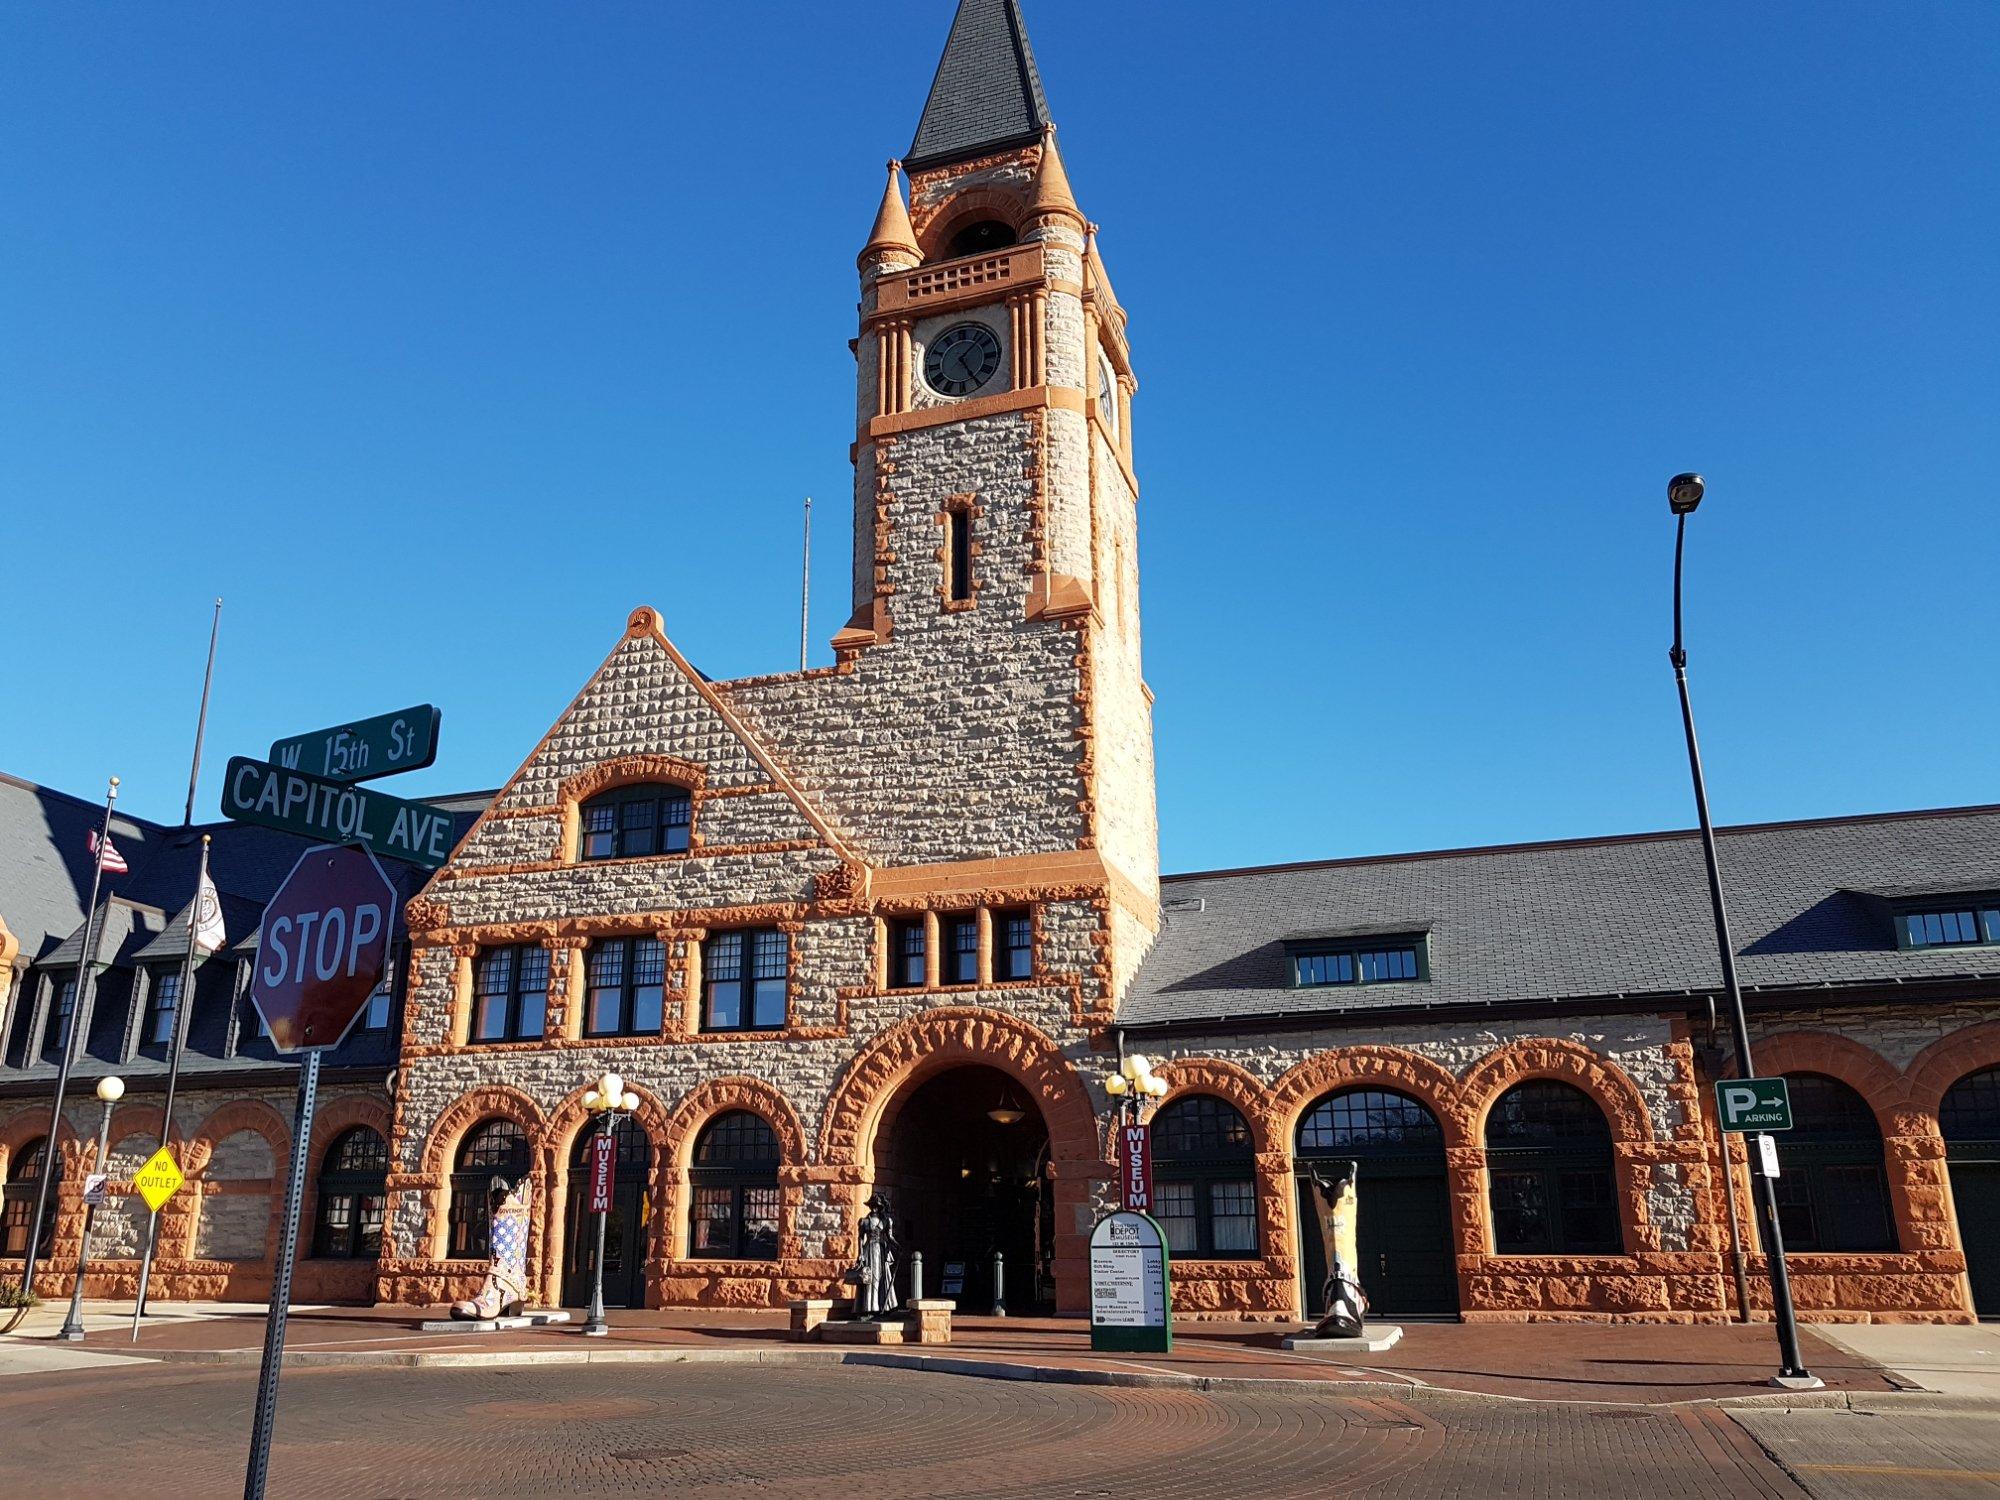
[[1296, 1088, 1458, 1317], [873, 1065, 1053, 1314], [561, 1116, 651, 1309], [1941, 1064, 2000, 1316]]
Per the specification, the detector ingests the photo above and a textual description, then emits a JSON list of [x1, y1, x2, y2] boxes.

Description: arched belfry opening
[[872, 1064, 1054, 1313], [945, 218, 1018, 259]]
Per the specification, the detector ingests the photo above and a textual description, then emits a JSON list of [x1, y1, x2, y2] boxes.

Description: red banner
[[587, 1131, 617, 1213], [1119, 1123, 1152, 1212]]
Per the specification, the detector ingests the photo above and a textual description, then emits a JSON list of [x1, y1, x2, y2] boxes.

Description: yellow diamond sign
[[133, 1146, 185, 1213]]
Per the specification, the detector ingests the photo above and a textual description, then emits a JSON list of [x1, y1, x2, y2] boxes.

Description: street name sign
[[1715, 1077, 1793, 1133], [1089, 1210, 1172, 1354], [250, 844, 398, 1052], [222, 755, 454, 869], [134, 1147, 186, 1212], [587, 1132, 617, 1214], [270, 704, 441, 784]]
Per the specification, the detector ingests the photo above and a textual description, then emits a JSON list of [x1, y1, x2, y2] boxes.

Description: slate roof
[[1121, 805, 2000, 1029], [0, 773, 157, 962], [907, 0, 1052, 171]]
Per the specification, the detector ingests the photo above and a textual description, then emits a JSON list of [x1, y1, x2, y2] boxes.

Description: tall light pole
[[579, 1070, 638, 1339], [57, 1075, 124, 1342], [1667, 473, 1820, 1389]]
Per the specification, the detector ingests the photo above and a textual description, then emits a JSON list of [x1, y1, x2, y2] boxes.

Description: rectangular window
[[1291, 939, 1425, 988], [364, 978, 393, 1032], [946, 916, 978, 985], [148, 970, 182, 1046], [703, 929, 788, 1032], [691, 1185, 736, 1255], [998, 909, 1033, 980], [580, 786, 694, 861], [891, 920, 927, 989], [45, 978, 77, 1052], [741, 1185, 781, 1257], [473, 945, 549, 1043], [1208, 1181, 1258, 1253], [586, 937, 664, 1037], [619, 797, 656, 857], [1902, 907, 2000, 948], [583, 804, 617, 860], [1155, 1180, 1198, 1256], [947, 508, 972, 602]]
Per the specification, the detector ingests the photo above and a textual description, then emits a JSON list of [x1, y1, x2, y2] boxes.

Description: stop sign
[[250, 843, 398, 1052]]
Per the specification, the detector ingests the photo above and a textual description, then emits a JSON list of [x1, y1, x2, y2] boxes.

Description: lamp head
[[96, 1075, 125, 1103], [1668, 472, 1705, 515], [1145, 1075, 1168, 1098], [619, 1091, 640, 1113], [598, 1071, 623, 1104], [1104, 1073, 1128, 1096]]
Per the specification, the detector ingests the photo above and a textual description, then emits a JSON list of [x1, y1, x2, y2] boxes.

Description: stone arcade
[[4, 0, 1998, 1326]]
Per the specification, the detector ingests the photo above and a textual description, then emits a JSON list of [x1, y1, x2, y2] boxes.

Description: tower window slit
[[948, 508, 972, 602]]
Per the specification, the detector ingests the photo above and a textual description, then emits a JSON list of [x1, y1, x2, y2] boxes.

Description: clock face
[[1098, 356, 1117, 431], [924, 322, 1003, 398]]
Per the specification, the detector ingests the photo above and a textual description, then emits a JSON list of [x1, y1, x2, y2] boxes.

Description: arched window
[[448, 1119, 531, 1260], [1, 1138, 58, 1259], [1941, 1065, 2000, 1316], [313, 1127, 388, 1259], [1150, 1096, 1257, 1258], [580, 784, 691, 861], [1771, 1073, 1895, 1253], [1297, 1088, 1457, 1316], [1942, 1065, 2000, 1149], [688, 1112, 780, 1261], [945, 219, 1016, 258], [1485, 1080, 1622, 1255]]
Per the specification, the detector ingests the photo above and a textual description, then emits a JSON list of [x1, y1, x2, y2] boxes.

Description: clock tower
[[835, 0, 1157, 958]]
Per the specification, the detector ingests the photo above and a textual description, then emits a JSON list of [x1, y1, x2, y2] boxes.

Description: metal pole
[[582, 1111, 612, 1337], [133, 834, 212, 1337], [799, 496, 812, 672], [243, 1048, 321, 1500], [182, 598, 223, 826], [991, 1249, 1005, 1317], [909, 1249, 924, 1305], [16, 777, 119, 1305], [57, 1094, 116, 1341], [1670, 510, 1816, 1386]]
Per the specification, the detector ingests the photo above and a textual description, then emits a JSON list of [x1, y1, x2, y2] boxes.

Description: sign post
[[239, 842, 404, 1500], [1088, 1210, 1172, 1354]]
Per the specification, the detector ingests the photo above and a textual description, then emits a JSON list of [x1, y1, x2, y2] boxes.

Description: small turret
[[858, 160, 921, 274], [1027, 125, 1084, 237]]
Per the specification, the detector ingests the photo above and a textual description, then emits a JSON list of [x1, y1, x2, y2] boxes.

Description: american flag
[[88, 828, 130, 875]]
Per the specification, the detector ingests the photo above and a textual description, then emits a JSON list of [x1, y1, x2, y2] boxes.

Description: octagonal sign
[[250, 843, 398, 1052]]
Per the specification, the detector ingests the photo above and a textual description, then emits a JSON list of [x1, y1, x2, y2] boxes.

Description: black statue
[[848, 1193, 900, 1319], [1306, 1161, 1368, 1338]]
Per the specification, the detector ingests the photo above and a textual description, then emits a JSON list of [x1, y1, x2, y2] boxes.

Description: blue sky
[[4, 2, 1995, 873]]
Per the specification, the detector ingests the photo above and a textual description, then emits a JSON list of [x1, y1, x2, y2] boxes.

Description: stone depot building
[[5, 0, 1999, 1326]]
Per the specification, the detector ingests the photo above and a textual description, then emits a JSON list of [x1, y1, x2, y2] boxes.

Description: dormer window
[[1899, 903, 2000, 950], [1288, 934, 1428, 989], [580, 784, 692, 860]]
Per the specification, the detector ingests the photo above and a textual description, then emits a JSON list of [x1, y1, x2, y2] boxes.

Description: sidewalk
[[23, 1301, 1912, 1405]]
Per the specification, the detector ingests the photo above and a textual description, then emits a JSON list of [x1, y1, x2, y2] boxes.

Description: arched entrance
[[561, 1117, 651, 1309], [1941, 1064, 2000, 1316], [1295, 1088, 1458, 1317], [874, 1065, 1053, 1314]]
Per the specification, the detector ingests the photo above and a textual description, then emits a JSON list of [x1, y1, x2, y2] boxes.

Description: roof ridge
[[1162, 801, 2000, 883]]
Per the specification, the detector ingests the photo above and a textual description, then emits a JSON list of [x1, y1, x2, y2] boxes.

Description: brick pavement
[[0, 1360, 1849, 1500], [81, 1303, 1902, 1405]]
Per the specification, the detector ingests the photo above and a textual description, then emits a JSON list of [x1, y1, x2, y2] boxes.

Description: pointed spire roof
[[860, 160, 920, 265], [1029, 124, 1083, 228], [906, 0, 1052, 172]]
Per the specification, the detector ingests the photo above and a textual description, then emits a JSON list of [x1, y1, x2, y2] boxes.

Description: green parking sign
[[1715, 1076, 1792, 1132]]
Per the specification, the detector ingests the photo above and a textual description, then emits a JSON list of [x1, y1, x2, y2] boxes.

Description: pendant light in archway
[[987, 1081, 1028, 1126]]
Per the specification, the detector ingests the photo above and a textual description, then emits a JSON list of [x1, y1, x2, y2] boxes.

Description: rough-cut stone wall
[[1086, 421, 1158, 915]]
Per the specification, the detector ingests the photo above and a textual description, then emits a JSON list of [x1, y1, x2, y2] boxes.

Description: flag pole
[[183, 598, 222, 827], [131, 832, 211, 1337], [799, 496, 812, 672], [15, 777, 119, 1305]]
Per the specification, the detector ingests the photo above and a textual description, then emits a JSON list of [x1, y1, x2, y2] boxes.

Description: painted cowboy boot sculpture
[[450, 1176, 532, 1320], [1306, 1161, 1369, 1338]]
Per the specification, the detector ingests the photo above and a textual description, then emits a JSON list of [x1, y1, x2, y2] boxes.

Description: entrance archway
[[1941, 1064, 2000, 1316], [561, 1117, 651, 1309], [874, 1065, 1054, 1314], [1295, 1087, 1458, 1317]]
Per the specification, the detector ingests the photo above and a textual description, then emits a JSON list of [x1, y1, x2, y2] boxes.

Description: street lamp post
[[579, 1070, 639, 1339], [1102, 1052, 1169, 1135], [1666, 473, 1820, 1390], [57, 1075, 124, 1343]]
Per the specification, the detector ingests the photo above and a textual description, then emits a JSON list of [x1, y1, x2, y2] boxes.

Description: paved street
[[0, 1356, 1993, 1499]]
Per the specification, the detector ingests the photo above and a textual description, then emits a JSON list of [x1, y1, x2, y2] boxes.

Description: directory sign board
[[1089, 1210, 1171, 1353]]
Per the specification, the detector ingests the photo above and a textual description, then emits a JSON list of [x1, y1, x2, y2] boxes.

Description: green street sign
[[221, 756, 455, 869], [1715, 1076, 1793, 1133], [270, 704, 441, 783]]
